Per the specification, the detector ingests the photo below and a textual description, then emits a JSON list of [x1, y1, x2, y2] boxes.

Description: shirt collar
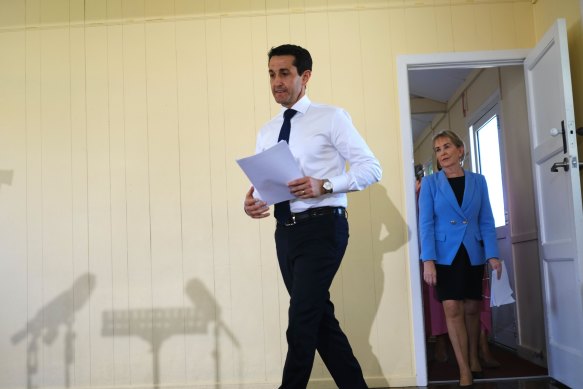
[[281, 95, 311, 116]]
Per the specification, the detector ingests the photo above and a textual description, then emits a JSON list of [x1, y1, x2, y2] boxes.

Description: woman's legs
[[464, 299, 482, 373], [443, 300, 472, 386], [480, 329, 501, 368], [443, 299, 482, 386]]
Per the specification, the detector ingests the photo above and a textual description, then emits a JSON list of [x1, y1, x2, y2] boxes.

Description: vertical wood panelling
[[304, 12, 332, 108], [358, 8, 412, 380], [434, 5, 455, 52], [174, 17, 217, 384], [40, 26, 75, 387], [328, 9, 377, 378], [451, 5, 480, 51], [222, 16, 267, 379], [491, 3, 519, 49], [250, 15, 284, 381], [121, 21, 155, 385], [107, 22, 132, 385], [23, 27, 45, 389], [0, 30, 27, 386], [0, 1, 555, 388], [405, 6, 439, 54], [69, 23, 92, 387], [513, 1, 535, 48], [144, 20, 186, 384], [205, 16, 237, 382], [85, 24, 115, 385], [0, 0, 23, 29]]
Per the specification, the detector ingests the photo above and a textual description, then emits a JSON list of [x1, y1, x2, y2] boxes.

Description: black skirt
[[435, 244, 484, 301]]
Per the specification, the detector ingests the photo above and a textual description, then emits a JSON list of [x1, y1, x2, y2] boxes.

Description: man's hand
[[423, 260, 437, 286], [244, 187, 270, 219], [288, 176, 324, 198]]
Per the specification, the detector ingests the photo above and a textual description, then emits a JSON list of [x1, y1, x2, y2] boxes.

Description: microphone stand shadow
[[102, 278, 239, 389], [185, 279, 240, 389], [11, 273, 97, 389]]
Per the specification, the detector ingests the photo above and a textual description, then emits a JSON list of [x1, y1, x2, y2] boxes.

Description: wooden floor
[[425, 339, 548, 382], [375, 339, 568, 389]]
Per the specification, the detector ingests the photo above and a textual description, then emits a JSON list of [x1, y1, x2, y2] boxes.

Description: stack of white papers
[[490, 261, 515, 307], [236, 141, 303, 205]]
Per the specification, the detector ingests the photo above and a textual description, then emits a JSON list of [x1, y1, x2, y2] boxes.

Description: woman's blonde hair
[[432, 129, 466, 165]]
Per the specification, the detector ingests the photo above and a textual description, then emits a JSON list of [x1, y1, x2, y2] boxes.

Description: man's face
[[268, 55, 310, 108]]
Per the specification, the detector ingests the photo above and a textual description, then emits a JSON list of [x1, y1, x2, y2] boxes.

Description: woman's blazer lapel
[[436, 171, 464, 218], [436, 170, 477, 217], [460, 171, 477, 214]]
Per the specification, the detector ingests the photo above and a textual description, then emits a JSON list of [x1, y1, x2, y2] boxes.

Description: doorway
[[396, 50, 544, 386], [399, 20, 583, 388]]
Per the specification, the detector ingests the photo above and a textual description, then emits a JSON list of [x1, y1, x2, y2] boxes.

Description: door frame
[[396, 49, 530, 386]]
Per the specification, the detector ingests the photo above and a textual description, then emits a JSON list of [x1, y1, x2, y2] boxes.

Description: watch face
[[324, 181, 333, 191]]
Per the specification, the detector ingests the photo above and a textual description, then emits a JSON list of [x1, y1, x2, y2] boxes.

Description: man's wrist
[[321, 178, 333, 194]]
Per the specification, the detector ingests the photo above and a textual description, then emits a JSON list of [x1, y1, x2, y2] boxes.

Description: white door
[[524, 18, 583, 388]]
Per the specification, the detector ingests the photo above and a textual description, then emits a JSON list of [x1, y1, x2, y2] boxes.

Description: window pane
[[476, 116, 505, 227]]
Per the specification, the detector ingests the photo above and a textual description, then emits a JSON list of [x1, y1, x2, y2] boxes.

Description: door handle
[[549, 121, 568, 154], [551, 157, 570, 172]]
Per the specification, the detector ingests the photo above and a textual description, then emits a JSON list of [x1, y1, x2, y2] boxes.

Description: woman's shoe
[[471, 370, 484, 379], [481, 357, 501, 368]]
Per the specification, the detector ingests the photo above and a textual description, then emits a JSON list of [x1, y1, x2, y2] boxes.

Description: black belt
[[278, 206, 346, 227]]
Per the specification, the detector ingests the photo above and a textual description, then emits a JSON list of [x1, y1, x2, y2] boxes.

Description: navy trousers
[[275, 212, 368, 389]]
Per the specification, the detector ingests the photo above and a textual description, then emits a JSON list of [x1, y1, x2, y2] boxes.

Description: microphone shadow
[[102, 277, 239, 389], [11, 273, 97, 389]]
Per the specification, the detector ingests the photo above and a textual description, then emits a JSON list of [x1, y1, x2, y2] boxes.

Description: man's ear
[[301, 70, 312, 85]]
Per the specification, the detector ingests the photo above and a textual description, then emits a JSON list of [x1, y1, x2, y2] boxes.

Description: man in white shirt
[[243, 44, 381, 389]]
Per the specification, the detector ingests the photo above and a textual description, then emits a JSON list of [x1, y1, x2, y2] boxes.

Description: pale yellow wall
[[0, 1, 548, 388]]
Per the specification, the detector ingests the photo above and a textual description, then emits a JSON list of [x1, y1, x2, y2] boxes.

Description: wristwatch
[[322, 179, 333, 194]]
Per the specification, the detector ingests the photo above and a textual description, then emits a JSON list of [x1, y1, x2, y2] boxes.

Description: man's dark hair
[[268, 44, 312, 75]]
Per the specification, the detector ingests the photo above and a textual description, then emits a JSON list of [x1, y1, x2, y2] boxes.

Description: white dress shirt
[[256, 95, 382, 213]]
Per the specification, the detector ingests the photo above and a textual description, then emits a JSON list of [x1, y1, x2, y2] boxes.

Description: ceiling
[[408, 68, 474, 142]]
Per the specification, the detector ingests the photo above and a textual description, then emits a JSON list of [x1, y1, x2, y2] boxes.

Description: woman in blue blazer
[[419, 130, 502, 387]]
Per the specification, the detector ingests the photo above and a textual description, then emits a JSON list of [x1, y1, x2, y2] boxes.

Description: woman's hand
[[488, 258, 503, 280], [423, 260, 437, 286]]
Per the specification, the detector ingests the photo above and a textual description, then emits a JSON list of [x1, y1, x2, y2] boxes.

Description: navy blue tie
[[274, 109, 297, 224]]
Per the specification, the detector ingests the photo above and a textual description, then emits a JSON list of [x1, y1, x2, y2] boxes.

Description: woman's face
[[433, 136, 464, 170]]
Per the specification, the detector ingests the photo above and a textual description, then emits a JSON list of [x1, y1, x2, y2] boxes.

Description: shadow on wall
[[364, 184, 409, 381], [102, 278, 240, 389], [0, 170, 14, 190], [10, 275, 239, 389], [11, 273, 97, 389]]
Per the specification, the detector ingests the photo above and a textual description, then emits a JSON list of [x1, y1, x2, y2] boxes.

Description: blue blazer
[[418, 170, 499, 266]]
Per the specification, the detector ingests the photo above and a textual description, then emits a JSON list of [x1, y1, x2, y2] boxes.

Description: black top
[[448, 175, 465, 206]]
